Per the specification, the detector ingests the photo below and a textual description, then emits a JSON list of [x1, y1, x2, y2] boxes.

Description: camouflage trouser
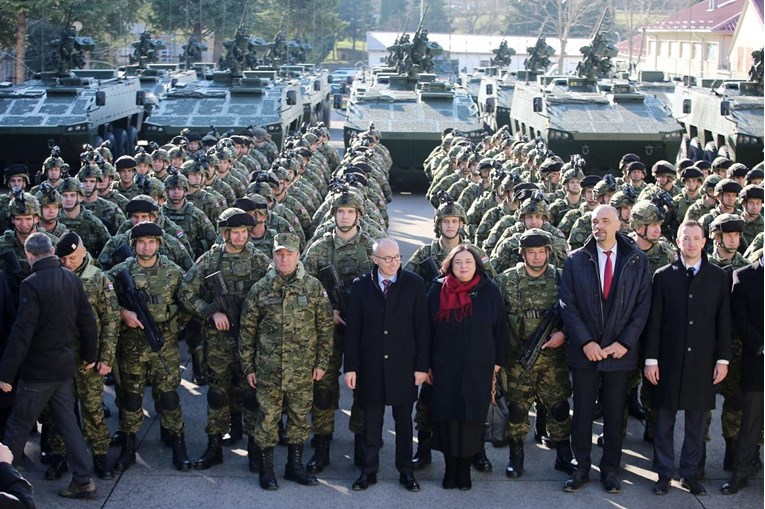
[[204, 333, 243, 434], [716, 337, 743, 440], [50, 365, 110, 455], [504, 347, 572, 442], [310, 329, 364, 436], [414, 385, 432, 433], [118, 333, 184, 434], [255, 380, 313, 449]]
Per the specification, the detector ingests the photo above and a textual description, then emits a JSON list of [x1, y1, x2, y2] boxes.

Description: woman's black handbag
[[483, 370, 510, 443]]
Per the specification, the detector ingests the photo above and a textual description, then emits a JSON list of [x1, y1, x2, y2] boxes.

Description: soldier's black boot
[[39, 424, 52, 464], [193, 433, 223, 470], [353, 434, 365, 467], [93, 454, 114, 480], [160, 425, 172, 448], [505, 439, 524, 478], [627, 386, 645, 420], [44, 454, 68, 480], [472, 444, 492, 472], [723, 438, 736, 471], [412, 431, 432, 470], [535, 407, 553, 448], [113, 432, 136, 472], [554, 439, 576, 475], [172, 433, 192, 471], [222, 412, 243, 446], [110, 429, 125, 447], [259, 447, 279, 491], [248, 435, 261, 473], [306, 434, 330, 474], [190, 349, 206, 386], [285, 444, 319, 486]]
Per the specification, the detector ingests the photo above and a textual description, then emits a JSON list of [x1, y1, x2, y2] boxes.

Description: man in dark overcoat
[[645, 220, 732, 496], [721, 256, 763, 495], [344, 238, 430, 492]]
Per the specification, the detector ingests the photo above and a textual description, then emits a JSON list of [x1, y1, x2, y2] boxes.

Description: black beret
[[234, 197, 267, 211], [55, 231, 82, 257], [185, 132, 202, 142], [130, 221, 163, 239], [114, 156, 137, 170], [125, 195, 159, 214], [680, 167, 704, 180], [4, 163, 28, 178], [626, 161, 646, 174], [580, 175, 602, 188]]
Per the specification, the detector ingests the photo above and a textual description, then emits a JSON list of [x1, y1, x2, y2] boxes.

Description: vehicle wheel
[[112, 128, 128, 158], [106, 132, 117, 153], [127, 125, 138, 155], [322, 99, 331, 125], [93, 136, 104, 149]]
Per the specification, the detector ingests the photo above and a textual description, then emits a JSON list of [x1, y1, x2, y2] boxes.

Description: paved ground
[[17, 192, 763, 509]]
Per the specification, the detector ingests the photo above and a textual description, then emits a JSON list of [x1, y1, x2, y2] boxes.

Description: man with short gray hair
[[0, 232, 99, 499]]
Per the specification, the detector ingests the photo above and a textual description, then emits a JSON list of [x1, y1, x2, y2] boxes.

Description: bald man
[[344, 238, 430, 492], [559, 205, 652, 494]]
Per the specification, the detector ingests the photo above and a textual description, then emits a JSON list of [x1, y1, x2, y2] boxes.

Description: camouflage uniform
[[491, 223, 568, 274], [59, 207, 111, 259], [81, 197, 127, 236], [98, 187, 130, 213], [162, 201, 217, 259], [671, 189, 701, 229], [474, 201, 513, 247], [239, 262, 333, 447], [99, 230, 193, 271]]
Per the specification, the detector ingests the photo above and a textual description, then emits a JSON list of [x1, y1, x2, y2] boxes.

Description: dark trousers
[[571, 368, 630, 478], [653, 408, 706, 479], [4, 378, 93, 484], [361, 402, 413, 476], [733, 390, 764, 477]]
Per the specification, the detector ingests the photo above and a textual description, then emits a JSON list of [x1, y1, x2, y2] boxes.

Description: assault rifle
[[115, 269, 170, 373], [519, 301, 561, 371], [205, 271, 241, 341]]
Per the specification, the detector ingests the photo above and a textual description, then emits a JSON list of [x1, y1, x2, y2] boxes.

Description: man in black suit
[[344, 238, 430, 492], [559, 205, 652, 494], [721, 257, 763, 495], [645, 220, 732, 496]]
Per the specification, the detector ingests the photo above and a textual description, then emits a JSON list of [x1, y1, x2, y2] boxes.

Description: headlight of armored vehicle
[[548, 129, 572, 140]]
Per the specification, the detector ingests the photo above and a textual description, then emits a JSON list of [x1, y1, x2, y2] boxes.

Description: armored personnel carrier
[[475, 41, 518, 131], [343, 13, 484, 190], [280, 63, 332, 126], [0, 24, 145, 167], [509, 32, 683, 173], [671, 50, 763, 167], [141, 25, 304, 150]]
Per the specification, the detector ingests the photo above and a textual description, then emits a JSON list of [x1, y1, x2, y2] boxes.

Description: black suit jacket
[[731, 259, 763, 392], [344, 266, 430, 406], [645, 255, 733, 411]]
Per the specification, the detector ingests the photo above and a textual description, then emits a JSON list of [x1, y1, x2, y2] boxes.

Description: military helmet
[[152, 148, 170, 162], [134, 150, 153, 165], [58, 177, 84, 195], [167, 146, 185, 160], [693, 160, 712, 172], [218, 207, 255, 229], [246, 180, 274, 201], [739, 184, 764, 202], [8, 192, 41, 217], [96, 143, 113, 163], [593, 175, 617, 198], [518, 191, 550, 219], [500, 173, 520, 194], [134, 175, 166, 199], [652, 160, 676, 177], [745, 168, 764, 184], [714, 178, 742, 195], [164, 172, 190, 191], [619, 153, 641, 167], [625, 161, 646, 175], [179, 160, 204, 176], [234, 195, 268, 213], [676, 158, 695, 171], [519, 228, 552, 249], [37, 182, 62, 207], [77, 164, 103, 181], [42, 155, 65, 171], [4, 163, 30, 185], [434, 194, 467, 224], [130, 221, 164, 241], [703, 174, 723, 192], [331, 189, 365, 215], [539, 158, 563, 174], [679, 167, 704, 181], [630, 201, 664, 229], [727, 163, 749, 178], [215, 147, 235, 162], [125, 194, 159, 215], [101, 162, 117, 179], [712, 156, 733, 170], [709, 213, 745, 235], [610, 189, 637, 209], [562, 168, 585, 184]]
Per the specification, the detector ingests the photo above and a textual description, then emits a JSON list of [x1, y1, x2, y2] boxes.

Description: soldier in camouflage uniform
[[29, 151, 66, 195], [234, 196, 278, 257], [162, 172, 217, 259], [699, 179, 743, 251], [538, 157, 563, 200], [474, 174, 517, 248], [481, 183, 541, 256], [456, 158, 494, 228], [620, 160, 649, 196], [744, 231, 764, 262], [96, 162, 130, 213], [0, 164, 31, 232], [151, 147, 171, 180], [738, 185, 763, 247], [496, 229, 574, 479], [301, 189, 375, 473], [36, 184, 68, 238], [549, 167, 585, 227], [46, 233, 120, 481], [403, 197, 494, 472], [246, 180, 299, 240], [567, 176, 617, 250], [610, 189, 637, 235], [557, 175, 601, 238], [78, 164, 126, 236], [98, 195, 193, 271], [181, 160, 226, 224], [112, 156, 143, 202], [179, 208, 271, 470], [239, 233, 333, 490], [214, 147, 247, 199], [708, 214, 750, 270], [107, 222, 191, 472], [57, 177, 111, 259], [671, 167, 705, 229], [685, 174, 723, 222]]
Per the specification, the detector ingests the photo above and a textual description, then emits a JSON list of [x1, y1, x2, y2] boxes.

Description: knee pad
[[159, 391, 180, 411], [550, 400, 571, 422], [313, 388, 334, 410], [725, 391, 743, 412], [508, 402, 527, 424], [243, 389, 259, 412], [207, 387, 227, 410], [123, 392, 143, 412]]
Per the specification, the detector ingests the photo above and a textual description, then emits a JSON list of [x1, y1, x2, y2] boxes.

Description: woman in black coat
[[428, 244, 508, 490]]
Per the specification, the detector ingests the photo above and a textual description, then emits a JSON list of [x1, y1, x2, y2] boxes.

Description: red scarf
[[435, 274, 480, 322]]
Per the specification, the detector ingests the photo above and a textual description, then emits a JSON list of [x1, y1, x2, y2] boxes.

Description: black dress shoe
[[720, 475, 747, 495], [653, 476, 670, 495], [602, 473, 621, 493], [563, 471, 589, 492], [399, 473, 420, 492], [680, 477, 706, 496], [352, 473, 377, 491]]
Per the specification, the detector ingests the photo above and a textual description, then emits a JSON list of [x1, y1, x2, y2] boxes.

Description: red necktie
[[383, 279, 391, 297], [603, 250, 613, 300]]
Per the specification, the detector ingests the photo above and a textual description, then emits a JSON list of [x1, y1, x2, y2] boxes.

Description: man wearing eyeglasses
[[344, 238, 430, 491]]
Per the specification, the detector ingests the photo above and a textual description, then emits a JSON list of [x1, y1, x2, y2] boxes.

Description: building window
[[658, 41, 666, 56], [706, 42, 718, 61], [669, 42, 678, 58], [648, 40, 656, 56], [692, 43, 702, 59], [680, 42, 690, 59]]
